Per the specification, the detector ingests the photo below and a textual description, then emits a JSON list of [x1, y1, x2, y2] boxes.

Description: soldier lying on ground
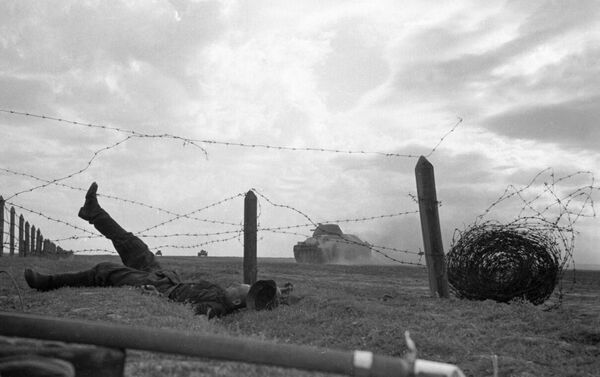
[[24, 182, 292, 318]]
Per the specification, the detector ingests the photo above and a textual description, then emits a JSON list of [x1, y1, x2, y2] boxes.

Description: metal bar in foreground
[[0, 312, 464, 377]]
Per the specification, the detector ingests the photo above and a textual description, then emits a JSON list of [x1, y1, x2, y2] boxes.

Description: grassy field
[[1, 255, 599, 377]]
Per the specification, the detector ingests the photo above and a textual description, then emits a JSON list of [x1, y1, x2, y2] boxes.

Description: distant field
[[1, 255, 599, 377]]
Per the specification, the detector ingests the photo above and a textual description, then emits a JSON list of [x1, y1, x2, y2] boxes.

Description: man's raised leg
[[78, 182, 161, 272]]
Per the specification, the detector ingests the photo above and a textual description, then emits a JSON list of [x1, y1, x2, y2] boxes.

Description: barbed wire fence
[[0, 196, 73, 259], [446, 169, 598, 307], [1, 175, 427, 265], [2, 109, 599, 304], [1, 110, 464, 266]]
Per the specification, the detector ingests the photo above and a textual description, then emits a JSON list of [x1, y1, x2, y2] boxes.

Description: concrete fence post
[[244, 190, 257, 285], [415, 156, 450, 298]]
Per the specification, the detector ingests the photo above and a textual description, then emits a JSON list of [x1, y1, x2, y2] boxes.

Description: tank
[[294, 224, 372, 264]]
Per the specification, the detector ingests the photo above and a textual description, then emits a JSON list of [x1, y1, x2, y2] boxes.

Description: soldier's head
[[246, 280, 281, 311], [225, 280, 284, 311], [225, 283, 251, 309]]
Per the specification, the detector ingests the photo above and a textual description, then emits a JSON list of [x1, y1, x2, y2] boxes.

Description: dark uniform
[[84, 262, 236, 318], [25, 183, 237, 318]]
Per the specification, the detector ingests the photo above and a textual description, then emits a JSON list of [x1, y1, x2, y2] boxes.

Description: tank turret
[[294, 224, 371, 264]]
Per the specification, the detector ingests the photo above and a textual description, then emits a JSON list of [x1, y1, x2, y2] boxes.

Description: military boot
[[77, 182, 102, 223], [24, 269, 95, 291], [78, 182, 129, 240]]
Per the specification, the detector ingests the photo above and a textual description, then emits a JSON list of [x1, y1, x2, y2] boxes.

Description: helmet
[[246, 280, 279, 311]]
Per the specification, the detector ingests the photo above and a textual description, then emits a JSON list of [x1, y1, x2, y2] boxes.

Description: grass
[[1, 255, 599, 377]]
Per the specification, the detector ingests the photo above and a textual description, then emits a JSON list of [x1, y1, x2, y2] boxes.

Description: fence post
[[25, 221, 30, 257], [243, 190, 257, 285], [31, 225, 36, 256], [0, 196, 4, 257], [37, 229, 42, 255], [43, 239, 49, 255], [18, 214, 24, 256], [415, 156, 450, 298], [10, 207, 15, 256]]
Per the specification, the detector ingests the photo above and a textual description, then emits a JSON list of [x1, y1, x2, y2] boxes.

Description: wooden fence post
[[0, 196, 4, 257], [31, 225, 36, 256], [43, 239, 49, 255], [415, 156, 450, 298], [9, 207, 15, 256], [18, 214, 24, 256], [37, 229, 42, 255], [25, 221, 30, 256], [243, 190, 257, 285]]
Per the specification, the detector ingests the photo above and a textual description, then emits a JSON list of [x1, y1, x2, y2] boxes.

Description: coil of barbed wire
[[446, 222, 561, 305]]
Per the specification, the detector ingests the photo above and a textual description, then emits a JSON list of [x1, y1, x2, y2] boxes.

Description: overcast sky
[[1, 0, 599, 268]]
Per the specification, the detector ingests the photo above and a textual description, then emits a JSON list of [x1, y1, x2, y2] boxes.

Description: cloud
[[315, 18, 391, 111], [0, 1, 224, 73], [1, 0, 599, 266], [481, 95, 600, 151], [0, 76, 55, 114], [380, 0, 600, 116], [0, 0, 228, 133]]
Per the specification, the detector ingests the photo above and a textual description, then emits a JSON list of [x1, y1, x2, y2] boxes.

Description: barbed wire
[[4, 198, 428, 264], [425, 117, 463, 157], [137, 192, 246, 235], [252, 189, 424, 265], [256, 209, 420, 234], [478, 169, 597, 223], [0, 109, 463, 262], [251, 188, 317, 226], [3, 196, 423, 267], [1, 167, 240, 227], [0, 109, 462, 158], [371, 249, 425, 267], [263, 227, 421, 257], [4, 200, 96, 237], [4, 135, 136, 201], [73, 248, 117, 254], [52, 234, 104, 242], [5, 177, 434, 266], [152, 233, 242, 250], [368, 243, 422, 256], [141, 229, 243, 238], [2, 186, 247, 247], [264, 225, 421, 256], [261, 228, 312, 238], [448, 169, 598, 307], [0, 109, 209, 156]]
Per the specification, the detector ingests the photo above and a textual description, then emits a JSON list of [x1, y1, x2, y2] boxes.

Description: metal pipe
[[0, 312, 412, 377]]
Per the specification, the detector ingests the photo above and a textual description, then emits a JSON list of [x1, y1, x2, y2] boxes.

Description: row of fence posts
[[242, 155, 450, 298], [0, 196, 72, 258], [0, 156, 447, 295]]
